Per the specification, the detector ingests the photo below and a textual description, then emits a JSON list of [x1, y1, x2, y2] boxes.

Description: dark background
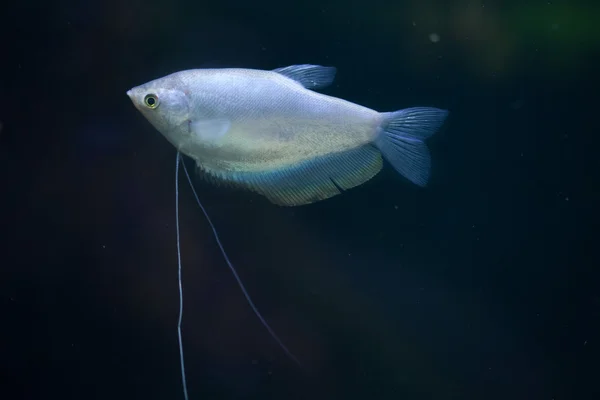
[[1, 0, 598, 399]]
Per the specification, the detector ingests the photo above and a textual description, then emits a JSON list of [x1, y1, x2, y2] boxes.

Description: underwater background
[[1, 0, 598, 399]]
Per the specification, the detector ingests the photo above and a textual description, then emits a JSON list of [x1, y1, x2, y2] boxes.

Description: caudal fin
[[374, 107, 448, 187]]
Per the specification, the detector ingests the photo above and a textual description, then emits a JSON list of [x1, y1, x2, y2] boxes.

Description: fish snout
[[126, 88, 143, 110]]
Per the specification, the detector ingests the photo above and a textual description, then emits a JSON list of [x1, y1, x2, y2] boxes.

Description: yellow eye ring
[[144, 94, 159, 109]]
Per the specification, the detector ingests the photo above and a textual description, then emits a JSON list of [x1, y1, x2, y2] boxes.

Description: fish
[[126, 64, 448, 206], [126, 65, 449, 372]]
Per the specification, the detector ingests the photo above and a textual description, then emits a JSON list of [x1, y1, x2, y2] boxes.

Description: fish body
[[127, 64, 448, 206]]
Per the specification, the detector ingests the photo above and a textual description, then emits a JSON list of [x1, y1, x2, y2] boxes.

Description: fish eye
[[144, 94, 159, 109]]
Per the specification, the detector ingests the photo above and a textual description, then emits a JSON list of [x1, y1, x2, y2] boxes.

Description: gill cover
[[137, 88, 190, 133]]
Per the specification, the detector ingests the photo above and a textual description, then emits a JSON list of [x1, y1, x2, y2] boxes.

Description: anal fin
[[199, 146, 383, 206]]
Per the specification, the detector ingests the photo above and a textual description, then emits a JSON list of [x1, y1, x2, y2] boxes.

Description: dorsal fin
[[273, 64, 337, 90]]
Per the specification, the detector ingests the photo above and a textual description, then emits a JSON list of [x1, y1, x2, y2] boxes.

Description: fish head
[[126, 76, 191, 145]]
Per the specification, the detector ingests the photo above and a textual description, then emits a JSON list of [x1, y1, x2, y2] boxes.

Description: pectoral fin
[[189, 119, 231, 142]]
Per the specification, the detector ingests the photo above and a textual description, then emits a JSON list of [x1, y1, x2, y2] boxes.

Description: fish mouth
[[126, 89, 142, 110]]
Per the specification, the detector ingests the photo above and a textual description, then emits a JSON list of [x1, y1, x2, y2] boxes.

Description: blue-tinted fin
[[374, 107, 449, 187], [198, 146, 382, 206], [189, 118, 231, 142], [272, 64, 337, 90]]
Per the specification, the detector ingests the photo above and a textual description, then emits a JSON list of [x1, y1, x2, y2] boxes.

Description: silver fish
[[127, 64, 448, 206]]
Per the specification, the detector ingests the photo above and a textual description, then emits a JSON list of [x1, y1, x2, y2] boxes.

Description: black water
[[1, 1, 598, 399]]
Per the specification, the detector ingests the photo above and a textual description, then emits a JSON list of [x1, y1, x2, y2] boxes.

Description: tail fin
[[374, 107, 448, 187]]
